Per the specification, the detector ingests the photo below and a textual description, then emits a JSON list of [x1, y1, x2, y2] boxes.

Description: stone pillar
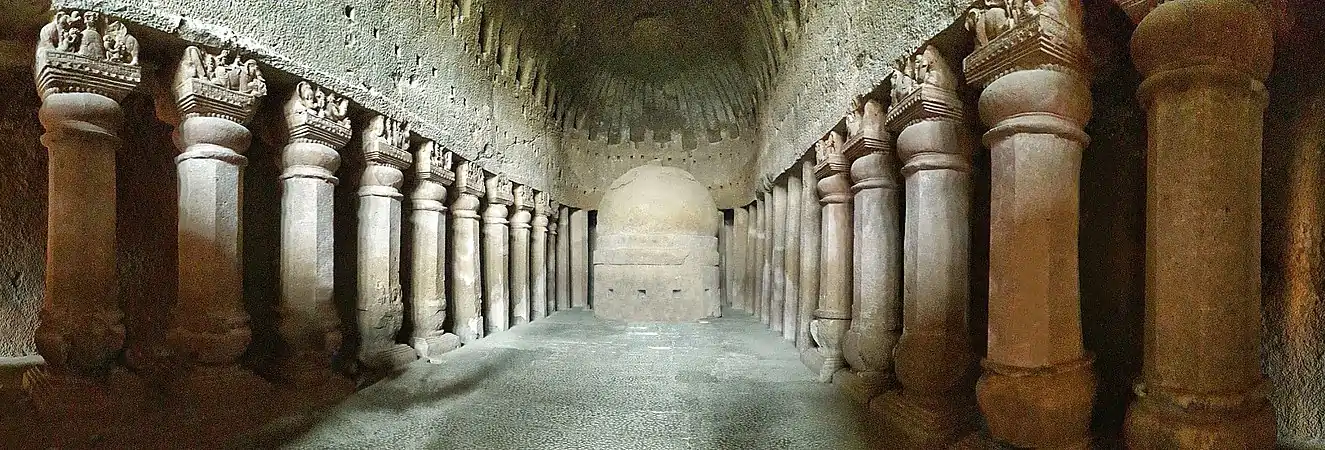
[[731, 207, 749, 312], [571, 209, 590, 309], [1123, 1, 1277, 447], [719, 211, 732, 307], [798, 156, 821, 351], [840, 97, 902, 400], [963, 4, 1096, 447], [556, 206, 572, 310], [743, 204, 756, 313], [509, 185, 534, 326], [770, 180, 788, 333], [783, 172, 802, 342], [409, 142, 459, 362], [751, 200, 763, 316], [757, 188, 771, 324], [29, 10, 140, 412], [547, 204, 560, 313], [276, 81, 353, 387], [531, 192, 552, 320], [451, 161, 485, 344], [166, 45, 267, 398], [354, 114, 416, 372], [807, 131, 852, 382], [483, 174, 513, 333], [877, 45, 977, 446]]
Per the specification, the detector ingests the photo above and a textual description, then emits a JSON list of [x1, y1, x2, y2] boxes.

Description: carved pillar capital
[[34, 9, 142, 102], [511, 184, 535, 229], [411, 141, 455, 211], [815, 131, 852, 204], [172, 46, 267, 125], [359, 114, 412, 199], [485, 172, 514, 206], [963, 2, 1090, 89], [282, 81, 350, 183], [888, 45, 973, 176], [533, 191, 553, 218], [1130, 0, 1273, 108]]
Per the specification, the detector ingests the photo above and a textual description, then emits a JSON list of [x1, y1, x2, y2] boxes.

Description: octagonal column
[[571, 209, 590, 309], [808, 132, 853, 382], [964, 4, 1096, 447], [798, 156, 822, 351], [409, 142, 459, 362], [28, 10, 140, 413], [841, 98, 902, 399], [731, 207, 749, 313], [758, 187, 771, 324], [276, 81, 352, 387], [165, 45, 268, 398], [547, 205, 560, 313], [770, 180, 788, 333], [747, 202, 760, 314], [878, 45, 978, 446], [354, 114, 416, 371], [483, 173, 513, 333], [531, 192, 552, 320], [557, 206, 572, 310], [1123, 1, 1277, 447], [451, 161, 485, 344], [782, 172, 802, 341], [509, 185, 534, 326]]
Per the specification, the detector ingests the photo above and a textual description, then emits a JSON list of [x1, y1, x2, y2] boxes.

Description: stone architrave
[[731, 207, 749, 313], [877, 45, 978, 447], [571, 209, 590, 309], [783, 171, 802, 342], [770, 180, 788, 333], [409, 141, 460, 362], [798, 156, 822, 351], [166, 45, 269, 399], [839, 97, 903, 402], [451, 161, 486, 344], [963, 2, 1097, 447], [556, 205, 572, 310], [355, 114, 416, 372], [531, 192, 552, 320], [1123, 1, 1277, 447], [28, 9, 141, 415], [509, 184, 534, 326], [805, 131, 853, 383], [275, 80, 353, 388], [483, 173, 514, 333]]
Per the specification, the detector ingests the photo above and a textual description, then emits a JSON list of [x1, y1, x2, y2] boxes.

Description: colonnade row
[[26, 9, 596, 411], [723, 0, 1277, 448]]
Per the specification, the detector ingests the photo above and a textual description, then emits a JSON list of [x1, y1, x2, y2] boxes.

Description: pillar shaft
[[731, 208, 749, 313], [355, 115, 415, 371], [510, 186, 534, 326], [556, 207, 572, 310], [451, 162, 485, 344], [483, 175, 513, 333], [810, 133, 852, 382], [409, 142, 457, 362], [747, 202, 760, 314], [757, 192, 770, 324], [531, 194, 552, 320], [770, 182, 788, 333], [798, 158, 821, 351], [783, 174, 802, 341], [570, 209, 590, 308], [1124, 1, 1277, 447], [964, 5, 1096, 446]]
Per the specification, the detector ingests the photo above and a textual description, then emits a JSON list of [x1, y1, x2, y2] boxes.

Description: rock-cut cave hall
[[0, 0, 1323, 448]]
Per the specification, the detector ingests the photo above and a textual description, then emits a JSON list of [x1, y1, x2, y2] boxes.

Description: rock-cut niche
[[592, 161, 720, 322]]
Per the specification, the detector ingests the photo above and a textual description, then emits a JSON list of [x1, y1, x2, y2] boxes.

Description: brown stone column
[[556, 205, 571, 310], [770, 180, 788, 333], [840, 98, 902, 401], [509, 185, 534, 326], [807, 132, 852, 382], [758, 188, 771, 324], [798, 156, 821, 351], [570, 208, 590, 308], [731, 207, 749, 313], [409, 142, 459, 362], [355, 115, 415, 372], [276, 81, 353, 388], [483, 174, 513, 333], [531, 192, 551, 320], [782, 172, 802, 341], [29, 10, 140, 413], [547, 203, 560, 313], [877, 45, 977, 446], [166, 45, 268, 398], [963, 4, 1096, 447], [451, 161, 485, 344], [749, 201, 762, 315], [1123, 1, 1277, 447]]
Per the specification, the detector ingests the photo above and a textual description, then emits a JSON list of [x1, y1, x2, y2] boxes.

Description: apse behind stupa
[[593, 162, 720, 322]]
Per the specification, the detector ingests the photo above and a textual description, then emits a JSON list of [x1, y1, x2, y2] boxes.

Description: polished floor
[[264, 308, 883, 449]]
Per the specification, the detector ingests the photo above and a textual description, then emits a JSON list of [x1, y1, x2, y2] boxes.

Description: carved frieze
[[415, 141, 456, 187], [35, 10, 141, 101], [814, 132, 849, 178], [455, 160, 486, 197], [886, 45, 965, 132], [174, 46, 267, 124], [362, 114, 413, 169], [513, 185, 535, 212], [285, 81, 352, 149], [962, 0, 1089, 89], [486, 173, 514, 205]]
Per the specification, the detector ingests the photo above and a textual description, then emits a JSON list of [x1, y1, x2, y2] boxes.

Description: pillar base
[[873, 390, 978, 448], [831, 369, 892, 405], [1124, 383, 1276, 449], [800, 347, 844, 383], [169, 365, 273, 407], [412, 334, 461, 363], [361, 344, 419, 373], [23, 367, 146, 422], [976, 355, 1096, 449]]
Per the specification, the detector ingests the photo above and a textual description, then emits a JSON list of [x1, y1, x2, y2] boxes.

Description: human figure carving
[[102, 21, 138, 65], [77, 11, 105, 59]]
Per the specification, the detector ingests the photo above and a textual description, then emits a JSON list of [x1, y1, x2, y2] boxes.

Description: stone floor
[[250, 308, 885, 449]]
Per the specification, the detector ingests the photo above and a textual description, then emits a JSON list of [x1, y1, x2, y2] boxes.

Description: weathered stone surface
[[593, 163, 720, 322]]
